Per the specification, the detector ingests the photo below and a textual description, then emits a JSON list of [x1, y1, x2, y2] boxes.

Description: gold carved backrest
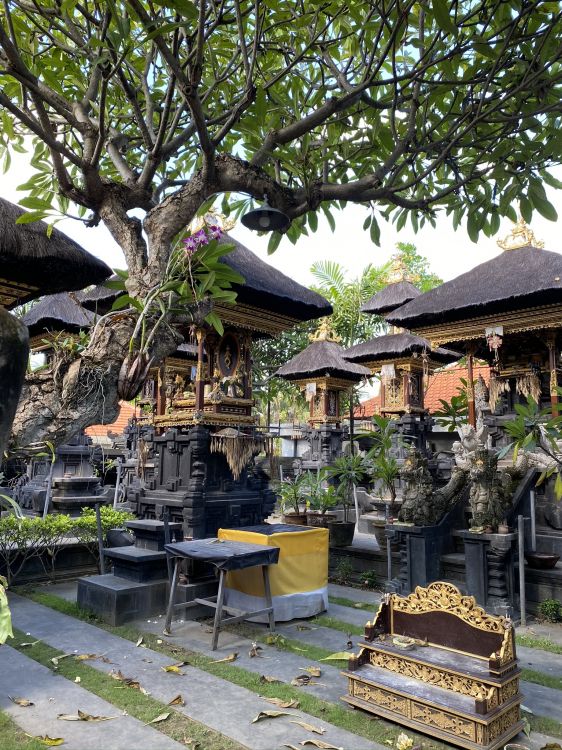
[[383, 582, 515, 664]]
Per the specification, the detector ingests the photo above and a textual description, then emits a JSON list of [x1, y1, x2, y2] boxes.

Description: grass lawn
[[0, 710, 46, 750]]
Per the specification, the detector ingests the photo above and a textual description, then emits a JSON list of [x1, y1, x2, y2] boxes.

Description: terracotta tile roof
[[85, 401, 139, 441], [354, 364, 490, 419]]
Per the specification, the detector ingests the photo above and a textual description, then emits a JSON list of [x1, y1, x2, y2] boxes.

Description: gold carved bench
[[342, 582, 523, 750]]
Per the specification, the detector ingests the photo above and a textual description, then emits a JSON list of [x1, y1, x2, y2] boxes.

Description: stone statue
[[398, 446, 435, 526], [467, 447, 515, 529], [398, 446, 468, 526]]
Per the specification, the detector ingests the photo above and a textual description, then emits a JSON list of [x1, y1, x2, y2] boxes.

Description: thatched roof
[[222, 236, 332, 320], [0, 198, 111, 309], [344, 333, 460, 365], [79, 237, 331, 324], [387, 246, 562, 328], [276, 339, 370, 381], [77, 277, 120, 315], [361, 280, 421, 316], [21, 293, 94, 337]]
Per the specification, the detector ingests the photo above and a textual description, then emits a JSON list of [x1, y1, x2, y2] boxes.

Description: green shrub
[[361, 570, 380, 590], [538, 598, 562, 623], [0, 507, 135, 584], [331, 557, 354, 586]]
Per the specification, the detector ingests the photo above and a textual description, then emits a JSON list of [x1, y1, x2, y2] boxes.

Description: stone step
[[103, 546, 169, 582]]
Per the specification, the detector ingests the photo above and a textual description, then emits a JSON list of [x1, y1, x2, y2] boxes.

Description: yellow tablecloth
[[218, 524, 329, 621]]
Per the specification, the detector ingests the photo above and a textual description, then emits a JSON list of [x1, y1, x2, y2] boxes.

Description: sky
[[2, 150, 562, 289]]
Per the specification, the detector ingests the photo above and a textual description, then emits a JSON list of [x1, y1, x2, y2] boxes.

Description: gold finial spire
[[386, 252, 419, 284], [497, 216, 544, 251], [310, 317, 340, 343]]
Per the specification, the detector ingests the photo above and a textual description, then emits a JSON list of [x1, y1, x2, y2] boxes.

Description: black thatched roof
[[21, 293, 94, 338], [387, 246, 562, 329], [222, 236, 331, 320], [0, 198, 111, 309], [344, 333, 460, 365], [276, 339, 370, 381], [361, 280, 421, 316], [77, 276, 120, 315]]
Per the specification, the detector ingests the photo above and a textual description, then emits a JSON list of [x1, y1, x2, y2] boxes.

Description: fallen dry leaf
[[210, 652, 238, 664], [145, 712, 171, 726], [136, 636, 144, 647], [296, 625, 311, 631], [291, 674, 312, 687], [299, 741, 343, 749], [249, 642, 263, 658], [109, 670, 141, 690], [9, 696, 34, 707], [57, 710, 117, 722], [74, 653, 97, 661], [74, 677, 81, 683], [290, 720, 325, 735], [283, 746, 301, 750], [161, 664, 186, 675], [24, 735, 64, 746], [318, 652, 350, 662], [353, 603, 364, 608], [261, 697, 299, 709], [259, 675, 281, 684], [168, 694, 185, 706], [142, 658, 153, 663], [183, 738, 201, 749], [18, 640, 40, 647], [252, 710, 294, 723], [50, 654, 72, 668], [300, 666, 321, 677]]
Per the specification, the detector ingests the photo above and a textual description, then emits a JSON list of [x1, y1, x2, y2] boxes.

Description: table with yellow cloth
[[218, 524, 329, 622]]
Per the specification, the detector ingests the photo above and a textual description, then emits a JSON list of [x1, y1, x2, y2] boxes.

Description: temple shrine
[[387, 220, 562, 433], [344, 258, 458, 450], [127, 236, 332, 537], [275, 319, 370, 468]]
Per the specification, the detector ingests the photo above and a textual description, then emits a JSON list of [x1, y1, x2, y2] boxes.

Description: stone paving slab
[[9, 594, 384, 750], [327, 602, 374, 628], [328, 583, 381, 605], [0, 646, 184, 750]]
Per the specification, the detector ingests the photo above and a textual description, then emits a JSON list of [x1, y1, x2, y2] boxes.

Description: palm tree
[[310, 260, 389, 348]]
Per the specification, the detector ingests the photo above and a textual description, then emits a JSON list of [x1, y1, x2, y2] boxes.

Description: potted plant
[[327, 454, 370, 547], [307, 482, 339, 527], [369, 452, 400, 520], [276, 475, 308, 525]]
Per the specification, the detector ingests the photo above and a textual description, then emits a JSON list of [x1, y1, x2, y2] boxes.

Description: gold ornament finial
[[386, 252, 419, 284], [497, 216, 544, 251], [310, 317, 340, 343]]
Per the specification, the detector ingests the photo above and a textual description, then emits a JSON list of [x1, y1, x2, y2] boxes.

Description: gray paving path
[[0, 646, 184, 750], [327, 602, 374, 628], [328, 583, 381, 605], [8, 593, 384, 750]]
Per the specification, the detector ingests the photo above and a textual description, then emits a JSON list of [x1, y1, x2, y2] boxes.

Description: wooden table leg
[[262, 565, 275, 634], [164, 558, 180, 635], [211, 569, 226, 651]]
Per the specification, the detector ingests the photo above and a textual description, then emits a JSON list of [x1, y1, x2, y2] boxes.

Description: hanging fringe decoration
[[489, 373, 510, 412], [210, 428, 271, 480], [516, 372, 541, 403]]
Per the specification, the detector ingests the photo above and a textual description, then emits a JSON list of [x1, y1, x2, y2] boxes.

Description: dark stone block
[[77, 574, 169, 626], [125, 519, 183, 550], [104, 546, 169, 582]]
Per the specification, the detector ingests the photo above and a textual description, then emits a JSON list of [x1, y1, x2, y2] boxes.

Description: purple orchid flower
[[194, 228, 209, 246], [208, 224, 223, 240], [183, 236, 198, 255]]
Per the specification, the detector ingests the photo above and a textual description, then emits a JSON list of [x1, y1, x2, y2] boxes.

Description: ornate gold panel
[[352, 680, 409, 716], [391, 582, 511, 636], [487, 706, 520, 742], [410, 702, 476, 741]]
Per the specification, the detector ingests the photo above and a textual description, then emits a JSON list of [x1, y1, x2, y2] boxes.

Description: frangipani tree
[[2, 0, 562, 445]]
